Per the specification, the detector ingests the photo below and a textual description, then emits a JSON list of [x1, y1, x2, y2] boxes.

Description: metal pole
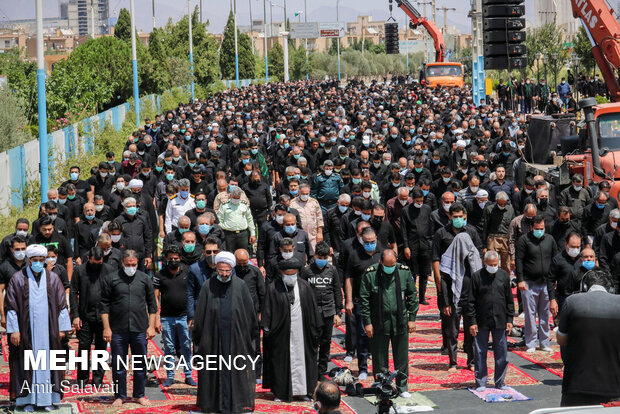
[[234, 0, 240, 84], [283, 33, 289, 81], [432, 0, 436, 24], [283, 0, 287, 29], [304, 0, 308, 80], [405, 16, 409, 72], [130, 0, 140, 126], [90, 0, 95, 38], [200, 0, 203, 23], [264, 0, 269, 82], [189, 0, 195, 101], [337, 0, 341, 81], [249, 0, 254, 55], [152, 0, 156, 29], [36, 0, 49, 203]]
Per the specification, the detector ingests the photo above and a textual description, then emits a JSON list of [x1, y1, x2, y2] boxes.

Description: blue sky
[[1, 0, 536, 35]]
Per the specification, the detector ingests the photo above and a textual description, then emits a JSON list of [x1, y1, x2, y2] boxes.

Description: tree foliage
[[114, 8, 131, 42], [220, 11, 255, 80], [268, 42, 284, 81], [574, 25, 596, 76], [523, 19, 569, 83], [0, 88, 32, 151]]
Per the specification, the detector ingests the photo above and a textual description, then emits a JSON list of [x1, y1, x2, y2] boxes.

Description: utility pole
[[189, 0, 195, 101], [405, 15, 409, 72], [337, 0, 341, 81], [90, 0, 95, 38], [416, 1, 431, 63], [249, 0, 254, 54], [130, 0, 140, 126], [264, 0, 269, 82], [152, 0, 156, 29], [437, 6, 455, 34], [361, 16, 364, 55], [234, 0, 240, 84], [469, 0, 485, 105], [200, 0, 203, 23], [431, 0, 436, 24], [36, 0, 49, 202], [304, 0, 308, 80], [282, 32, 289, 81]]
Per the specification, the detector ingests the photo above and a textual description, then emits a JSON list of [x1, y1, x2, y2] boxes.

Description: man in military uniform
[[359, 249, 418, 398], [537, 79, 550, 112], [164, 178, 195, 234], [217, 186, 256, 251]]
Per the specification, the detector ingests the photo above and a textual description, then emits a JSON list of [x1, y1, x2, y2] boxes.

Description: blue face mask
[[30, 261, 44, 274], [242, 158, 250, 164], [432, 159, 440, 164], [165, 160, 173, 165], [338, 205, 348, 214], [126, 206, 138, 216], [422, 190, 429, 196], [533, 229, 545, 239], [315, 258, 328, 268], [436, 139, 443, 144], [179, 190, 189, 199], [405, 140, 412, 146], [582, 260, 595, 270], [85, 214, 96, 221], [290, 189, 299, 196], [452, 217, 466, 229], [382, 265, 396, 274], [251, 149, 259, 155], [352, 178, 362, 185], [58, 198, 67, 205], [70, 172, 79, 181], [179, 228, 189, 234], [596, 202, 606, 209], [285, 225, 296, 234], [184, 243, 196, 253], [363, 241, 377, 252], [198, 224, 211, 235], [361, 213, 371, 221], [196, 200, 206, 210]]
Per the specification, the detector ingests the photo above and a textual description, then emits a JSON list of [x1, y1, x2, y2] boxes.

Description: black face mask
[[88, 262, 102, 272], [538, 199, 548, 208], [206, 255, 216, 267], [167, 260, 181, 270], [372, 217, 384, 227], [235, 265, 250, 274]]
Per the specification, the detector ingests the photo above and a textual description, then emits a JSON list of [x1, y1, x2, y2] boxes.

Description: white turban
[[476, 189, 489, 198], [454, 128, 464, 135], [215, 251, 236, 268], [128, 179, 144, 189], [456, 139, 467, 148], [26, 244, 47, 258]]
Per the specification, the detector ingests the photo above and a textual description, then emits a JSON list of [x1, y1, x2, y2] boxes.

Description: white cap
[[456, 139, 467, 148], [215, 251, 236, 267], [454, 128, 464, 135], [128, 179, 144, 189], [476, 189, 489, 198], [26, 244, 47, 258]]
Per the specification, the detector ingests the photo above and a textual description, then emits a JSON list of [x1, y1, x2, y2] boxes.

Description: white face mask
[[443, 203, 452, 212], [612, 221, 618, 229], [95, 204, 104, 212], [116, 182, 125, 191], [400, 199, 409, 206], [324, 169, 333, 176], [124, 266, 137, 277], [300, 194, 309, 202], [363, 191, 371, 198], [230, 198, 241, 205], [486, 265, 498, 274], [478, 201, 486, 209], [244, 170, 252, 176], [282, 251, 294, 260], [13, 250, 26, 261], [573, 185, 583, 192], [111, 234, 122, 243], [283, 273, 297, 287], [413, 202, 423, 208], [275, 215, 284, 224], [567, 247, 581, 258], [470, 186, 479, 193]]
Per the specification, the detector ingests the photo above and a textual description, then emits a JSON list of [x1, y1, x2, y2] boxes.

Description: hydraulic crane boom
[[571, 0, 620, 101], [394, 0, 446, 62]]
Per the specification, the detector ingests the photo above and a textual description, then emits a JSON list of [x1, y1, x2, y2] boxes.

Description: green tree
[[114, 8, 131, 42], [290, 44, 308, 80], [268, 42, 284, 81], [0, 88, 32, 151], [369, 43, 385, 54], [0, 48, 37, 123], [523, 19, 568, 85], [147, 28, 173, 93], [328, 39, 339, 56], [574, 25, 597, 76], [220, 11, 256, 79]]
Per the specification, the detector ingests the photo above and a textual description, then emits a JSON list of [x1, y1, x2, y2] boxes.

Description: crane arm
[[395, 0, 446, 62], [571, 0, 620, 101]]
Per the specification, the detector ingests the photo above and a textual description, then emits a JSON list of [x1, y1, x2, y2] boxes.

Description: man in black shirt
[[30, 217, 74, 280], [70, 247, 113, 388], [75, 203, 103, 262], [101, 250, 157, 407], [370, 204, 397, 253], [0, 235, 27, 328], [154, 245, 196, 387], [467, 251, 514, 391], [345, 227, 382, 380], [62, 165, 93, 203], [558, 270, 620, 406], [0, 218, 31, 263], [548, 232, 582, 318]]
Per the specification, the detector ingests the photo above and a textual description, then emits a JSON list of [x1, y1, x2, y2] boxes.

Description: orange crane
[[391, 0, 464, 87]]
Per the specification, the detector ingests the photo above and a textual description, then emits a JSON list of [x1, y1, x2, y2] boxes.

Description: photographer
[[557, 269, 620, 406], [360, 249, 418, 398], [313, 381, 342, 414]]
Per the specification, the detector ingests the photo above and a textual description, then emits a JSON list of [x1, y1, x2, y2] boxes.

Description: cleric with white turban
[[214, 251, 236, 283]]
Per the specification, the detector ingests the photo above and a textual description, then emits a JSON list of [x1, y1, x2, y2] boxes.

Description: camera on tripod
[[360, 368, 407, 413]]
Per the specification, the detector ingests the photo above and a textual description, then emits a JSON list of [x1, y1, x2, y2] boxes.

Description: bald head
[[283, 213, 296, 226], [235, 249, 249, 266]]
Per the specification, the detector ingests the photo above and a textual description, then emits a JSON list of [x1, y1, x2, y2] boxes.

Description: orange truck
[[423, 62, 465, 88]]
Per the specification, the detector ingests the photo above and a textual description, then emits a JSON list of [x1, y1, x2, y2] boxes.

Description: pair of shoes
[[185, 377, 198, 386], [419, 300, 430, 305], [162, 378, 175, 387], [495, 385, 510, 390], [343, 355, 353, 362], [526, 347, 536, 353], [447, 365, 457, 373], [441, 347, 448, 356], [475, 386, 486, 392], [541, 346, 554, 353], [358, 371, 368, 380], [23, 406, 35, 413], [399, 391, 412, 399]]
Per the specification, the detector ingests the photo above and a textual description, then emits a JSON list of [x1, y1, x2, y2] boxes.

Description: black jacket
[[515, 232, 559, 283], [466, 268, 514, 330], [234, 264, 266, 314], [547, 250, 580, 300], [115, 212, 153, 259], [400, 203, 433, 251], [301, 259, 343, 318], [70, 262, 115, 322]]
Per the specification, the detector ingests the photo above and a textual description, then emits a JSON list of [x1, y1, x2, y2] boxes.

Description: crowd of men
[[1, 76, 620, 412]]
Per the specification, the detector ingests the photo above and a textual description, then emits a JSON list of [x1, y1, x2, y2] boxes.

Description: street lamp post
[[535, 52, 542, 83], [264, 0, 269, 82], [130, 0, 140, 126], [304, 0, 308, 80], [188, 0, 195, 101], [543, 54, 548, 85], [281, 31, 289, 82], [36, 0, 49, 202], [571, 53, 581, 101], [337, 0, 341, 81], [234, 0, 240, 85]]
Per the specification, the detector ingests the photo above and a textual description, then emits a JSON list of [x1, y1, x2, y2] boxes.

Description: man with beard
[[192, 251, 259, 413], [262, 257, 322, 402]]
